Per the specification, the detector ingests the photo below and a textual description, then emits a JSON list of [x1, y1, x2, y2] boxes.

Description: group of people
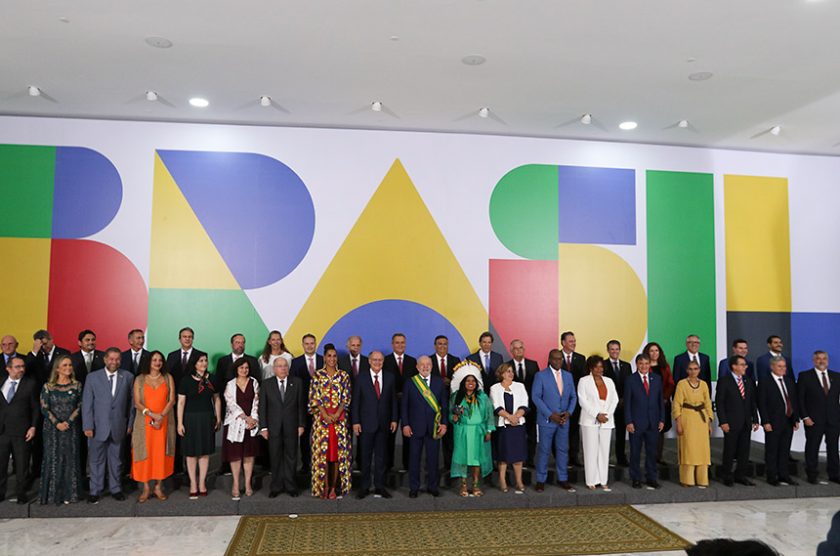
[[0, 326, 837, 505]]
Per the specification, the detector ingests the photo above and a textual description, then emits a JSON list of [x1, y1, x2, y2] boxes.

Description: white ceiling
[[3, 1, 840, 155]]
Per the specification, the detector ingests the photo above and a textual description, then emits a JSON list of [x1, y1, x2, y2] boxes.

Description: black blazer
[[25, 347, 71, 387], [430, 353, 461, 381], [673, 351, 712, 389], [758, 373, 800, 428], [0, 377, 40, 436], [382, 352, 417, 394], [0, 352, 26, 383], [560, 351, 587, 385], [70, 350, 106, 385], [166, 348, 208, 388], [289, 353, 324, 391], [605, 359, 633, 398], [258, 376, 306, 435], [507, 358, 540, 392], [798, 369, 840, 427], [715, 374, 758, 430], [216, 354, 262, 384], [351, 370, 398, 432], [338, 354, 369, 382], [121, 349, 151, 376]]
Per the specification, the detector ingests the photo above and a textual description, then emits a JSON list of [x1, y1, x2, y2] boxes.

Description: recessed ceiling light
[[27, 85, 41, 97], [260, 95, 271, 107], [688, 71, 713, 81], [389, 35, 400, 41], [678, 119, 689, 128], [478, 107, 490, 118], [371, 101, 383, 112], [145, 36, 173, 49], [580, 113, 592, 125], [619, 121, 637, 130], [189, 97, 209, 108], [58, 16, 70, 23], [462, 55, 486, 66], [770, 125, 782, 136], [145, 91, 158, 101]]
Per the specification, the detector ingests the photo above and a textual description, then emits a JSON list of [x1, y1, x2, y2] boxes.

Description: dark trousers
[[569, 408, 581, 464], [268, 431, 298, 493], [765, 420, 794, 481], [408, 434, 440, 492], [386, 428, 409, 470], [0, 435, 30, 499], [441, 426, 453, 470], [721, 424, 751, 480], [804, 423, 840, 480], [629, 428, 658, 482], [614, 405, 627, 463], [359, 427, 388, 491]]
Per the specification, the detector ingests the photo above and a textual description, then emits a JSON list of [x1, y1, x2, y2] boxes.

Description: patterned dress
[[308, 368, 352, 497], [39, 382, 83, 504]]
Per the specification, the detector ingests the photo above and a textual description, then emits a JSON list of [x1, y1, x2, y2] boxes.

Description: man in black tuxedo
[[715, 355, 759, 486], [290, 333, 323, 473], [430, 335, 460, 469], [338, 335, 369, 382], [0, 357, 39, 503], [70, 329, 106, 385], [673, 334, 712, 390], [507, 338, 539, 466], [758, 356, 800, 486], [259, 357, 305, 497], [798, 350, 840, 484], [560, 331, 586, 467], [0, 336, 25, 382], [605, 339, 633, 467], [165, 327, 207, 473], [352, 351, 398, 499], [466, 331, 504, 393], [382, 333, 416, 471], [121, 329, 150, 376]]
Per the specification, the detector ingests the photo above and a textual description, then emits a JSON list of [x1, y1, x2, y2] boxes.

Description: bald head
[[273, 356, 289, 379], [1, 336, 18, 356]]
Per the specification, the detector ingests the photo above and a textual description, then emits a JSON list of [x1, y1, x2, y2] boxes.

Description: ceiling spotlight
[[770, 125, 782, 136], [461, 55, 487, 66], [189, 97, 209, 108], [478, 107, 490, 118], [580, 113, 592, 125], [371, 101, 383, 112], [145, 91, 158, 101], [58, 16, 70, 23], [28, 86, 41, 97], [619, 121, 637, 130], [389, 35, 400, 41], [688, 71, 713, 81], [260, 95, 271, 107], [678, 119, 689, 128], [145, 36, 173, 49]]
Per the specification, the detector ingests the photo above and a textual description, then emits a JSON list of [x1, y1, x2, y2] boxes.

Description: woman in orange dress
[[132, 350, 176, 502]]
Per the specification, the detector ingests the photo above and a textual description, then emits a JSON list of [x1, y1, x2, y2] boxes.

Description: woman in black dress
[[177, 354, 221, 499]]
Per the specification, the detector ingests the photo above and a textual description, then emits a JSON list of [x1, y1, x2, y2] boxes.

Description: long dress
[[450, 390, 496, 478], [178, 374, 217, 457], [222, 378, 262, 462], [672, 379, 713, 467], [132, 375, 175, 482], [39, 382, 83, 504], [308, 368, 352, 497]]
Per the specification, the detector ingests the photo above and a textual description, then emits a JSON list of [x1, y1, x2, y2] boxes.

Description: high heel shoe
[[328, 488, 337, 500], [459, 480, 469, 497], [154, 488, 168, 501], [138, 490, 150, 503]]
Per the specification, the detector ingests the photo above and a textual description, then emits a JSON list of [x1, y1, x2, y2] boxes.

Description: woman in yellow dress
[[672, 360, 713, 487]]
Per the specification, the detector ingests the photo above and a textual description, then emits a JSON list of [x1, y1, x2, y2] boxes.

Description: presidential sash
[[412, 374, 444, 439]]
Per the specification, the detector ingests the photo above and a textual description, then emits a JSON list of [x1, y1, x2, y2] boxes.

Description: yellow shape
[[0, 238, 50, 344], [150, 153, 239, 289], [724, 175, 791, 312], [558, 244, 647, 358], [287, 159, 486, 350]]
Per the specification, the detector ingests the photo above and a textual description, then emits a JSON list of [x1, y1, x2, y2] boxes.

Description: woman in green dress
[[450, 370, 495, 496]]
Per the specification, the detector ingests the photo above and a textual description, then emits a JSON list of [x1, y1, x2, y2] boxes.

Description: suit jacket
[[0, 376, 40, 436], [81, 368, 136, 442], [289, 353, 324, 393], [577, 374, 619, 428], [507, 358, 540, 393], [430, 353, 461, 381], [797, 369, 840, 427], [606, 359, 633, 401], [71, 350, 106, 384], [715, 374, 758, 430], [673, 351, 712, 389], [121, 349, 151, 376], [0, 352, 26, 383], [400, 374, 448, 438], [466, 350, 504, 393], [756, 352, 793, 383], [382, 352, 417, 394], [24, 346, 71, 387], [624, 372, 665, 432], [351, 370, 398, 433], [559, 351, 587, 386], [531, 367, 577, 427], [258, 376, 305, 436], [718, 357, 756, 383], [165, 348, 208, 389], [216, 353, 262, 385], [758, 373, 799, 429], [338, 354, 369, 382]]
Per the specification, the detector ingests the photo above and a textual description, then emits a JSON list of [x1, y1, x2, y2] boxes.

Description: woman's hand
[[177, 423, 185, 436], [484, 432, 492, 442], [214, 416, 221, 431], [56, 422, 69, 432], [452, 414, 460, 423], [676, 422, 684, 436]]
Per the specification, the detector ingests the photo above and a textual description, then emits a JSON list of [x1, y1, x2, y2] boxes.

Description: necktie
[[821, 372, 830, 396], [517, 362, 524, 382], [691, 354, 698, 365], [109, 373, 116, 397], [566, 355, 571, 371], [308, 357, 315, 375], [440, 357, 446, 378], [5, 381, 17, 403], [397, 355, 403, 375], [643, 374, 650, 395], [374, 374, 381, 399], [779, 378, 793, 418], [737, 376, 745, 399], [484, 353, 490, 373], [279, 379, 286, 401], [554, 371, 563, 396], [613, 361, 619, 376], [352, 357, 358, 376], [85, 352, 92, 373], [181, 351, 188, 369], [132, 352, 139, 374], [424, 377, 429, 389]]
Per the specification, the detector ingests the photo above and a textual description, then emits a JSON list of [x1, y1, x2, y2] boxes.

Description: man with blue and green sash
[[401, 355, 448, 498]]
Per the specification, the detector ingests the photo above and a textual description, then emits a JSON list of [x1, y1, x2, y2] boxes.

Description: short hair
[[346, 335, 361, 345], [685, 538, 779, 556], [495, 362, 513, 382], [78, 329, 95, 342], [769, 355, 786, 367], [127, 329, 144, 339], [814, 350, 828, 357], [509, 338, 523, 348], [391, 332, 406, 341], [635, 353, 650, 364], [766, 335, 781, 344], [33, 329, 52, 341], [478, 331, 494, 343], [434, 335, 448, 343], [417, 355, 432, 366], [686, 334, 700, 341], [728, 355, 746, 369], [273, 357, 289, 368], [105, 347, 122, 357], [732, 338, 748, 347], [179, 327, 194, 337], [368, 350, 384, 360], [5, 355, 25, 368], [560, 331, 575, 342], [302, 333, 316, 342], [607, 339, 621, 349], [585, 355, 604, 373], [230, 333, 245, 344]]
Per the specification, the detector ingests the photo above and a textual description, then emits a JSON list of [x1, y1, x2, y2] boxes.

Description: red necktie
[[308, 357, 315, 376], [397, 355, 403, 375], [440, 357, 447, 378], [352, 357, 358, 376], [779, 378, 793, 418], [643, 374, 650, 395], [737, 376, 745, 399], [374, 374, 381, 399]]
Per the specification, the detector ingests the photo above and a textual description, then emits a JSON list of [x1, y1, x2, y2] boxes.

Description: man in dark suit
[[718, 339, 755, 383], [401, 355, 447, 497], [382, 332, 416, 471], [338, 335, 369, 382], [259, 357, 305, 497], [758, 356, 800, 486], [625, 354, 665, 489], [715, 355, 759, 486], [352, 351, 398, 498], [0, 356, 39, 503], [756, 335, 793, 383], [0, 336, 25, 383], [165, 327, 206, 473], [430, 335, 459, 469], [798, 350, 840, 484], [70, 329, 106, 385], [559, 331, 586, 467], [605, 339, 633, 467], [466, 331, 504, 393], [121, 329, 150, 376], [289, 333, 323, 473], [673, 334, 712, 389], [508, 338, 539, 466]]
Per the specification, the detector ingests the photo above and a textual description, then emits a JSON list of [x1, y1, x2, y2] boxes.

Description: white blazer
[[489, 381, 529, 427], [577, 374, 618, 429], [223, 377, 261, 442]]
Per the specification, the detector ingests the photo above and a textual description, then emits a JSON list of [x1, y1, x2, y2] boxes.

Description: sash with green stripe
[[412, 374, 444, 439]]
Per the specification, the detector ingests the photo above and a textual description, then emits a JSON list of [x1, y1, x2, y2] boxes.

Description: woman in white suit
[[489, 363, 529, 493], [578, 355, 618, 491]]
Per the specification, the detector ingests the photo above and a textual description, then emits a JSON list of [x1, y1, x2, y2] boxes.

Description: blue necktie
[[484, 354, 490, 373], [5, 381, 17, 402]]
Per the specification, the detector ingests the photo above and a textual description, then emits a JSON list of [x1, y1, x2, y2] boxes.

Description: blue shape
[[322, 300, 470, 359], [157, 150, 315, 289], [791, 312, 840, 377], [52, 147, 123, 238], [557, 166, 635, 245]]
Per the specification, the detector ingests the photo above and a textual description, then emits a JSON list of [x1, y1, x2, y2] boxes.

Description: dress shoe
[[375, 489, 392, 499], [356, 490, 369, 500], [767, 479, 780, 486], [785, 478, 799, 486], [408, 490, 418, 498], [558, 481, 575, 492], [289, 491, 300, 498], [112, 492, 126, 501], [829, 477, 840, 485], [632, 481, 642, 489], [646, 480, 660, 489], [534, 482, 545, 492], [788, 456, 799, 462], [723, 478, 734, 487], [268, 490, 283, 498], [87, 495, 100, 504], [16, 497, 27, 505], [736, 478, 755, 486], [428, 489, 441, 497], [807, 477, 819, 485]]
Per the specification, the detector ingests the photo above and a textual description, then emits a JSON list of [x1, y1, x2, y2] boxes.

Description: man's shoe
[[428, 489, 440, 497], [112, 492, 126, 501], [16, 497, 27, 505], [632, 480, 642, 489], [268, 490, 282, 498], [289, 490, 300, 498], [808, 477, 819, 485], [785, 478, 799, 486], [88, 495, 100, 504], [829, 477, 840, 485], [723, 478, 734, 487], [408, 490, 418, 498], [375, 489, 392, 499], [646, 480, 660, 489], [356, 490, 369, 500], [557, 481, 576, 492], [534, 482, 545, 492], [736, 478, 755, 486], [767, 479, 780, 486]]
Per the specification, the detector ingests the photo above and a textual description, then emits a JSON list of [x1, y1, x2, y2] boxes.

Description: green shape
[[489, 164, 558, 260], [147, 288, 270, 371], [0, 145, 56, 238], [646, 170, 718, 379]]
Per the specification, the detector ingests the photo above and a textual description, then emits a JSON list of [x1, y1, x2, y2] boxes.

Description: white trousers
[[581, 425, 612, 486]]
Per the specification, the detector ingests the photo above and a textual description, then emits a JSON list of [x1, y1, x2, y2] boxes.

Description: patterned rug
[[225, 505, 691, 556]]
